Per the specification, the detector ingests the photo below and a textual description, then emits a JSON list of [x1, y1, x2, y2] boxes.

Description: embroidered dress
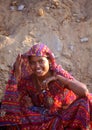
[[0, 43, 92, 130]]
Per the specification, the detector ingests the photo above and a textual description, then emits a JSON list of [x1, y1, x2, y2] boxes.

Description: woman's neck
[[36, 71, 52, 82]]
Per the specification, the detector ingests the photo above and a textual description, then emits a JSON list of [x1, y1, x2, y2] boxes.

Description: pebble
[[8, 50, 12, 53], [68, 45, 74, 51], [45, 6, 50, 10], [80, 37, 89, 43], [52, 0, 60, 7], [0, 65, 6, 70], [38, 8, 44, 16], [76, 19, 80, 23], [17, 4, 25, 11], [73, 13, 78, 17], [11, 1, 18, 6], [10, 6, 16, 11], [22, 44, 26, 47]]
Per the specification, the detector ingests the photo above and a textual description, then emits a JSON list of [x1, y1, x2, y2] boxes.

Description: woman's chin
[[36, 73, 46, 77], [36, 73, 44, 77]]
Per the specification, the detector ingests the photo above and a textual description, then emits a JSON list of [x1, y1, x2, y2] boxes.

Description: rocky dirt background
[[0, 0, 92, 101]]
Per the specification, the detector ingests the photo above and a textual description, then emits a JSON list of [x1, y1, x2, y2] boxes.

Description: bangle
[[54, 75, 58, 80]]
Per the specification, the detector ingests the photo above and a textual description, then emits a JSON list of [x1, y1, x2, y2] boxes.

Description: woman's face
[[29, 56, 50, 77]]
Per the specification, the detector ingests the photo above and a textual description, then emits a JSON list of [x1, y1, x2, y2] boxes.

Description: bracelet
[[54, 75, 58, 80]]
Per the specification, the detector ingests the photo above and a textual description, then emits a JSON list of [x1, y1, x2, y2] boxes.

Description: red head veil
[[21, 43, 74, 79]]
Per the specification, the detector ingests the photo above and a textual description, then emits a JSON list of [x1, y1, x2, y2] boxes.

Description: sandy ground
[[0, 0, 92, 100]]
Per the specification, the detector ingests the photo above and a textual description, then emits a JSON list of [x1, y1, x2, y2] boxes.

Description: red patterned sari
[[0, 43, 92, 130]]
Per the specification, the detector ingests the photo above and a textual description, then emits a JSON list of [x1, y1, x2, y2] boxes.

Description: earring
[[49, 63, 52, 70]]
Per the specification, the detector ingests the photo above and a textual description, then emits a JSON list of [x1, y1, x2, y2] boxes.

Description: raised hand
[[42, 76, 57, 88], [14, 54, 23, 82]]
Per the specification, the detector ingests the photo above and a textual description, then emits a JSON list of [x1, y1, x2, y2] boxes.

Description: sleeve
[[58, 67, 77, 107], [0, 70, 33, 125], [0, 70, 21, 125], [17, 78, 33, 108], [1, 70, 19, 108]]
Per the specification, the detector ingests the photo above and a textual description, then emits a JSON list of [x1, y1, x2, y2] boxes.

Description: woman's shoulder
[[19, 74, 33, 84], [23, 74, 33, 80]]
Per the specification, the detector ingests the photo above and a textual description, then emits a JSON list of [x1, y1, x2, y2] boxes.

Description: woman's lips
[[36, 69, 43, 73]]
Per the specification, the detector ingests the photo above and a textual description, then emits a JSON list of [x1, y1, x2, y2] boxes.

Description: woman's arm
[[42, 74, 89, 97], [56, 75, 89, 97]]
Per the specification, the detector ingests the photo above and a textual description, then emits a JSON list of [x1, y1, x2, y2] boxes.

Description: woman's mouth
[[36, 69, 43, 74]]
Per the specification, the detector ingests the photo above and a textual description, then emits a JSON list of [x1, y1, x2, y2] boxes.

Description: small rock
[[54, 2, 59, 7], [8, 50, 12, 53], [51, 5, 56, 9], [68, 45, 74, 51], [51, 0, 60, 7], [17, 4, 25, 11], [10, 1, 18, 6], [38, 8, 45, 16], [76, 19, 80, 23], [73, 13, 78, 17], [0, 65, 6, 70], [22, 44, 26, 47], [45, 6, 50, 10], [7, 65, 12, 69], [80, 37, 89, 43], [10, 6, 16, 11]]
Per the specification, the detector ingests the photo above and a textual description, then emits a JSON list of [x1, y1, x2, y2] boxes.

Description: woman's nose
[[35, 62, 40, 68]]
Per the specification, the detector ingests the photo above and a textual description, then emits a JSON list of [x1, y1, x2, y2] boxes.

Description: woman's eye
[[31, 61, 35, 65], [39, 60, 45, 64]]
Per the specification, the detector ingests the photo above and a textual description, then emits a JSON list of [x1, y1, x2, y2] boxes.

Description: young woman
[[0, 43, 92, 130]]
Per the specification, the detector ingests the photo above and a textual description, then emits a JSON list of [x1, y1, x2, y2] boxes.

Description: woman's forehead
[[29, 56, 48, 61]]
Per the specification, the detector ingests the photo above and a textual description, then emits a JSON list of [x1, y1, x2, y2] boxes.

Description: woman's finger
[[42, 76, 56, 88]]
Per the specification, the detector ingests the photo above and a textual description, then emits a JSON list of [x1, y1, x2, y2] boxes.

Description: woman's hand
[[14, 54, 23, 82], [54, 75, 89, 97], [42, 75, 57, 88], [42, 74, 89, 97]]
